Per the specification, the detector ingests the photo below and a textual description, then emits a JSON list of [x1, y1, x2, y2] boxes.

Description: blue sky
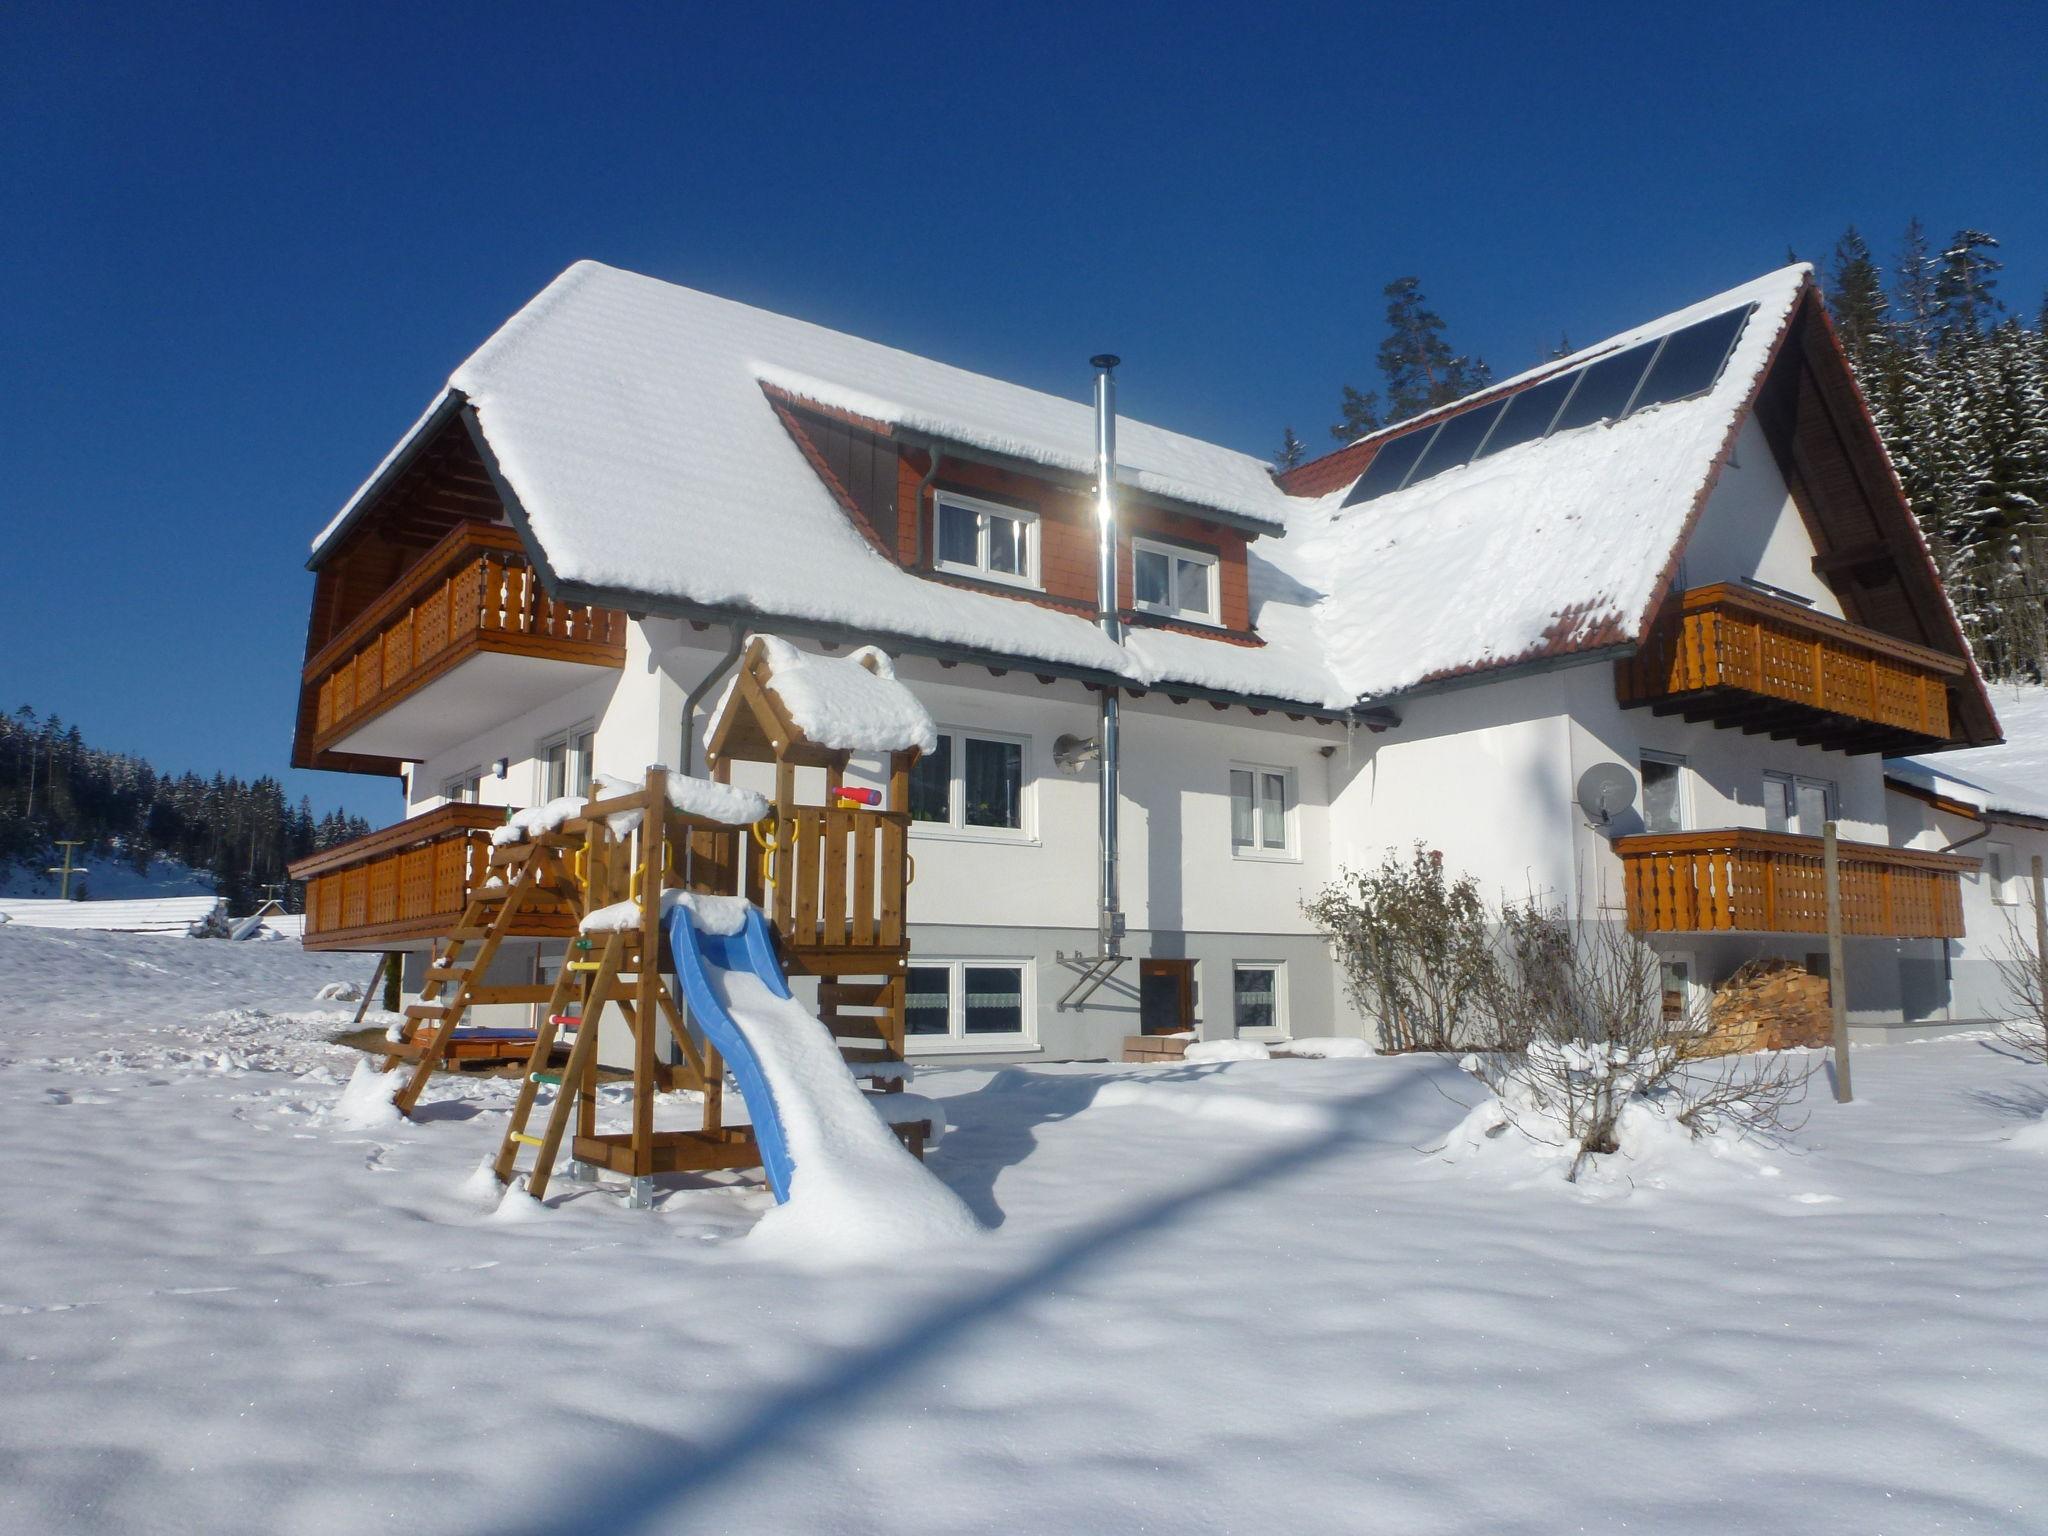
[[4, 0, 2044, 826]]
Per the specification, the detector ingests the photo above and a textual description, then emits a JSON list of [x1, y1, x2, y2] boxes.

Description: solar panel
[[1341, 425, 1436, 506], [1628, 305, 1752, 412], [1549, 341, 1659, 435], [1471, 370, 1578, 461], [1405, 398, 1505, 482]]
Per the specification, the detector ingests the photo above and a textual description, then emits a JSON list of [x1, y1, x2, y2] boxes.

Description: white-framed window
[[909, 727, 1031, 839], [904, 959, 1034, 1048], [1232, 962, 1286, 1038], [1230, 764, 1294, 858], [1640, 751, 1689, 834], [1131, 537, 1220, 624], [442, 767, 484, 804], [538, 724, 596, 802], [1985, 840, 2020, 905], [1763, 771, 1836, 837], [932, 490, 1039, 589]]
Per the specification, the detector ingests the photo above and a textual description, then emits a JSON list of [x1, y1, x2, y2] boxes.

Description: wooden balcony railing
[[303, 522, 625, 758], [1616, 828, 1974, 939], [1616, 583, 1963, 752], [289, 803, 572, 950]]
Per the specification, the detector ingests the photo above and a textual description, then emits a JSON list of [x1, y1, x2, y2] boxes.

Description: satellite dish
[[1576, 762, 1637, 827]]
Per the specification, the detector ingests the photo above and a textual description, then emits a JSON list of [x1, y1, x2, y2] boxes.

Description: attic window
[[1132, 538, 1219, 624], [933, 491, 1039, 589]]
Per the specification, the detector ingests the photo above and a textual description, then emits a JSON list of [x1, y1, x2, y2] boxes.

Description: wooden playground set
[[367, 640, 931, 1203]]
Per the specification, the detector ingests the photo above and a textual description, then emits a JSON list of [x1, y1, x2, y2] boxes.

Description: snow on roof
[[749, 637, 939, 756], [1888, 684, 2048, 823], [0, 896, 221, 932], [311, 260, 1819, 714], [1269, 265, 1813, 702]]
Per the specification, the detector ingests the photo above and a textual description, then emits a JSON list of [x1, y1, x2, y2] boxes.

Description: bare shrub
[[1470, 908, 1814, 1180], [1992, 916, 2048, 1064], [1305, 845, 1496, 1052]]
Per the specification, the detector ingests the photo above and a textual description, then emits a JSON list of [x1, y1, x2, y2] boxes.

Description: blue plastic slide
[[664, 901, 802, 1202]]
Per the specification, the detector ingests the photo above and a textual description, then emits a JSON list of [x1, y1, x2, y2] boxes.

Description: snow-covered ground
[[3, 926, 2045, 1534], [0, 850, 215, 900]]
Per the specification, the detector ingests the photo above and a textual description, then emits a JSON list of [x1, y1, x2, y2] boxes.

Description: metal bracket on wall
[[1054, 950, 1128, 1011]]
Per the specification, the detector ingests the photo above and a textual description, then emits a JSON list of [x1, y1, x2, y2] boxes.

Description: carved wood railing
[[304, 522, 625, 756], [1615, 828, 1974, 939], [1617, 583, 1961, 744], [289, 804, 503, 947]]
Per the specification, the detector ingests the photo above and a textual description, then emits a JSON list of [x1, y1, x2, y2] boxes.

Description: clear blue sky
[[4, 0, 2043, 826]]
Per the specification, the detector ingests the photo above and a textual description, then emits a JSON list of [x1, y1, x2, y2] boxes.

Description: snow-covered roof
[[746, 637, 939, 757], [311, 260, 1836, 714], [1888, 684, 2048, 824], [1272, 266, 1812, 701]]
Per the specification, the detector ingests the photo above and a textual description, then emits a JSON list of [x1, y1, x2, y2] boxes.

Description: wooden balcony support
[[1616, 828, 1975, 939], [301, 521, 625, 763], [1616, 583, 1965, 753], [289, 803, 578, 950]]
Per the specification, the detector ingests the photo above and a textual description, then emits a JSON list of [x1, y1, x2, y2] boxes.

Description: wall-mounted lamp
[[493, 757, 510, 780]]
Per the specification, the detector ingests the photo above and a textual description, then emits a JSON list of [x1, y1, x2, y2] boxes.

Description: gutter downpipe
[[679, 624, 747, 777], [1092, 354, 1126, 961]]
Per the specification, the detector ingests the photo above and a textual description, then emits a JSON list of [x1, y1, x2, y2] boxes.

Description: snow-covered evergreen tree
[[1329, 384, 1380, 443], [1376, 277, 1491, 420], [1274, 425, 1307, 471]]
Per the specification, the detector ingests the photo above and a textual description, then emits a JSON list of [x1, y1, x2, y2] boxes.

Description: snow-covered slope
[[4, 926, 2047, 1533]]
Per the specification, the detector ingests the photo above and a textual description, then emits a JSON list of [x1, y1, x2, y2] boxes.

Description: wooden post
[[1824, 821, 1852, 1103], [2033, 855, 2047, 993], [382, 951, 403, 1014]]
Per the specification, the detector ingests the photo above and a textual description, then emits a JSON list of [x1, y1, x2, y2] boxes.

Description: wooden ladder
[[491, 929, 630, 1199], [382, 835, 576, 1116]]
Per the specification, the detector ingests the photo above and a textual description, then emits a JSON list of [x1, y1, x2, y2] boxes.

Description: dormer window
[[1132, 538, 1219, 624], [933, 491, 1039, 588]]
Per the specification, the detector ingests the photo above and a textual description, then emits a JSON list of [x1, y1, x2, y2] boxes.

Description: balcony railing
[[1615, 828, 1973, 939], [289, 804, 575, 950], [1616, 583, 1963, 752], [303, 522, 625, 759]]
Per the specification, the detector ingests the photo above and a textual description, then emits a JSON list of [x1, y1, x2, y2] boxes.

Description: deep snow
[[3, 925, 2046, 1534]]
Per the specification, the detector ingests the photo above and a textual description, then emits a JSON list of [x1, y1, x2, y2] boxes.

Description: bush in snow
[[1305, 844, 1498, 1053], [1991, 917, 2048, 1064], [1468, 912, 1813, 1181]]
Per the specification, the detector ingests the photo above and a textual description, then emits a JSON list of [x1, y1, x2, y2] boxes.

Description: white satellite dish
[[1576, 762, 1637, 827]]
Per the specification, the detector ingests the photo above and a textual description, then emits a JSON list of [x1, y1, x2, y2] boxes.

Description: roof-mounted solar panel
[[1627, 304, 1753, 412], [1471, 370, 1579, 461], [1341, 424, 1436, 506], [1549, 340, 1659, 436], [1405, 397, 1505, 483]]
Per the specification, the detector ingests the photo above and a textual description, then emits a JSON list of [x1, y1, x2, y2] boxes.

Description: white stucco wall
[[1676, 414, 1844, 616]]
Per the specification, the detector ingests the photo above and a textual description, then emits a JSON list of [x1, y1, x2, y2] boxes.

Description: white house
[[289, 259, 2007, 1061]]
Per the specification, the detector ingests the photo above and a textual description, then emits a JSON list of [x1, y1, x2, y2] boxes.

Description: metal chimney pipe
[[1091, 354, 1125, 956]]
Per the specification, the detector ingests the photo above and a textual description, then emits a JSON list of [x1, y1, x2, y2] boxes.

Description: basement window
[[905, 960, 1033, 1047], [1233, 963, 1286, 1038], [933, 491, 1039, 589], [1131, 538, 1220, 624]]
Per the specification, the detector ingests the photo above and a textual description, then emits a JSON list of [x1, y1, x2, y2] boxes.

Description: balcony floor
[[327, 649, 618, 762]]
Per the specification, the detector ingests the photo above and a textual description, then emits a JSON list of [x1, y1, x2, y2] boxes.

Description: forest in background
[[1290, 224, 2047, 682], [0, 708, 371, 914]]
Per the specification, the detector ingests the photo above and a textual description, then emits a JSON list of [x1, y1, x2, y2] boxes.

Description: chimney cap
[[1090, 353, 1121, 371]]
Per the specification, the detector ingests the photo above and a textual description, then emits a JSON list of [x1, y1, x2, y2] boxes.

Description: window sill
[[932, 562, 1042, 594], [1230, 847, 1302, 865], [906, 1038, 1043, 1056], [911, 826, 1040, 848], [1133, 604, 1224, 629]]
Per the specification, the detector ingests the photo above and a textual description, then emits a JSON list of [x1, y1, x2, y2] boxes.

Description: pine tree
[[1376, 277, 1490, 419], [1933, 229, 2003, 339], [1330, 385, 1380, 443], [1274, 426, 1307, 471], [1895, 218, 1938, 343], [1826, 226, 1890, 367]]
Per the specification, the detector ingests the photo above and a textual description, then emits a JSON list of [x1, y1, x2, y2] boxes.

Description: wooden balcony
[[289, 804, 578, 951], [1616, 828, 1974, 939], [1616, 583, 1965, 754], [299, 522, 625, 768]]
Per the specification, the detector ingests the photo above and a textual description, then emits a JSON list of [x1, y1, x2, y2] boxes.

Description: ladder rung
[[567, 961, 603, 972], [451, 927, 492, 940], [425, 965, 470, 982], [530, 1071, 563, 1086], [407, 1003, 455, 1019], [509, 1132, 545, 1148]]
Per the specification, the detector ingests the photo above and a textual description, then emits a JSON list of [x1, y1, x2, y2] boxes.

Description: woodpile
[[1703, 958, 1832, 1054]]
